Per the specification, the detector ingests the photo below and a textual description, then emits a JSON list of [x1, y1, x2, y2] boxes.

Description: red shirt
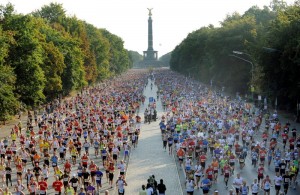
[[258, 167, 264, 176], [76, 128, 82, 135], [64, 162, 71, 172], [16, 164, 23, 172], [81, 156, 88, 165], [89, 164, 97, 172], [223, 165, 230, 175], [52, 180, 63, 192], [199, 155, 206, 162], [270, 141, 276, 148], [282, 133, 288, 140], [206, 168, 214, 179], [108, 142, 114, 149], [234, 144, 240, 150], [6, 150, 12, 157], [108, 165, 115, 173], [38, 129, 43, 135], [38, 181, 48, 191], [260, 150, 266, 158], [262, 133, 268, 140]]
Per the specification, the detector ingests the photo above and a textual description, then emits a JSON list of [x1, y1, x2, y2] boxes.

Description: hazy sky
[[1, 0, 296, 57]]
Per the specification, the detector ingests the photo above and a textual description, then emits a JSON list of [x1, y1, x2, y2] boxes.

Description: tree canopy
[[170, 0, 300, 112], [0, 3, 133, 121]]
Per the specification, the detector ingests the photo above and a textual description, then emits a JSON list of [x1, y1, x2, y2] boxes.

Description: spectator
[[146, 183, 154, 195], [139, 185, 147, 195], [156, 179, 166, 195]]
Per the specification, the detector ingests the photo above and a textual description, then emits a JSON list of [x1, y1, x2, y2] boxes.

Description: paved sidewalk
[[125, 79, 183, 195]]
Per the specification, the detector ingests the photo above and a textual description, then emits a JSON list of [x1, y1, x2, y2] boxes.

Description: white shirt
[[251, 182, 259, 193], [194, 165, 202, 176], [117, 179, 125, 190], [264, 179, 271, 189], [233, 177, 243, 188], [186, 180, 194, 192], [146, 187, 154, 195], [274, 176, 282, 186], [118, 163, 125, 172]]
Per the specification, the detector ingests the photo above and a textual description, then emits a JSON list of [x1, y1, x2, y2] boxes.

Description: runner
[[116, 176, 127, 195], [250, 178, 259, 195], [274, 172, 283, 195], [52, 176, 63, 195], [201, 174, 212, 195], [232, 173, 243, 195]]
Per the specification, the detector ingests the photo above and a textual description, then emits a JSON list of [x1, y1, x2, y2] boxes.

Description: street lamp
[[229, 51, 254, 101]]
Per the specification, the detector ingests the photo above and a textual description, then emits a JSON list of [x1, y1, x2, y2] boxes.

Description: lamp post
[[229, 51, 254, 101], [297, 99, 299, 122]]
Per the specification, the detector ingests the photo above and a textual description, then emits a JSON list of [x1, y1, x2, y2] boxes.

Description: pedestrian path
[[125, 79, 183, 195]]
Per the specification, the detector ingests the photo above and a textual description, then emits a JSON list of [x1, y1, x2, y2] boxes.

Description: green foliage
[[2, 14, 46, 105], [128, 50, 143, 67], [256, 4, 300, 108], [171, 14, 257, 92], [170, 0, 300, 111], [0, 2, 132, 119], [84, 23, 111, 81], [0, 26, 19, 122], [158, 52, 171, 67], [32, 2, 66, 24], [101, 29, 131, 75]]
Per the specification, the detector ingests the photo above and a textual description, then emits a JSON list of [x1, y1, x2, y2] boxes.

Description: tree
[[158, 52, 171, 67], [101, 29, 131, 75], [2, 14, 46, 105], [0, 26, 19, 123], [128, 50, 143, 67], [84, 23, 111, 81], [32, 2, 66, 24]]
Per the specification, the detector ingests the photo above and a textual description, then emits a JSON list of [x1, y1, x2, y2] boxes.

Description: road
[[125, 79, 183, 195]]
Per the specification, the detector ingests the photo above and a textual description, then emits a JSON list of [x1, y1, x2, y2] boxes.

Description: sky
[[1, 0, 296, 57]]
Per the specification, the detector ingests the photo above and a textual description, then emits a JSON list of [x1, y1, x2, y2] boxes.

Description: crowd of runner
[[0, 68, 299, 195], [155, 70, 299, 195], [0, 70, 150, 195]]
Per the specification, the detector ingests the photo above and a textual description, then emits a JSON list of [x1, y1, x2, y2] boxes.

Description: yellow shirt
[[214, 143, 220, 148], [43, 142, 50, 149], [71, 148, 77, 156], [65, 188, 75, 195], [39, 142, 44, 149], [55, 169, 63, 177], [11, 134, 17, 141]]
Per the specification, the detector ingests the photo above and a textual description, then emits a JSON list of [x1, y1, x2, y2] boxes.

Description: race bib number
[[72, 183, 78, 187]]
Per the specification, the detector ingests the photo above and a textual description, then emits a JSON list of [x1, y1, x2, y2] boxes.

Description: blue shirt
[[201, 178, 211, 190], [95, 171, 103, 181], [182, 132, 188, 138], [173, 133, 179, 141], [51, 156, 58, 163], [203, 140, 208, 147], [214, 149, 221, 156], [87, 185, 95, 193]]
